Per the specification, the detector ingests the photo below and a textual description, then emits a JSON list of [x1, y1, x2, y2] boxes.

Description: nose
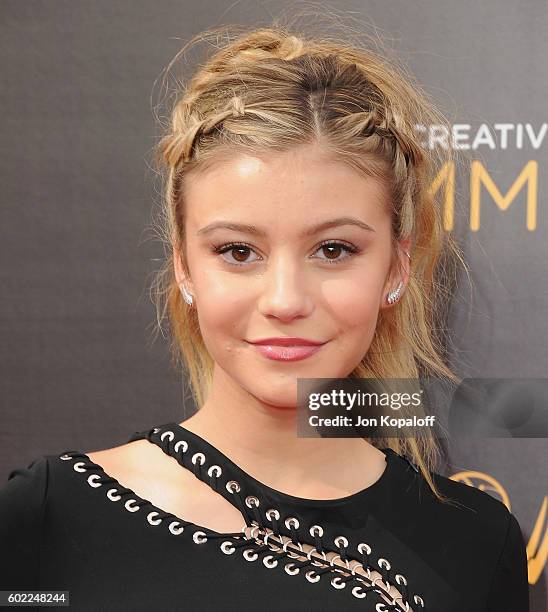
[[256, 251, 314, 321]]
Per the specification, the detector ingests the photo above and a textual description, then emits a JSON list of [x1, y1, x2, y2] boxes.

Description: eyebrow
[[196, 216, 376, 237]]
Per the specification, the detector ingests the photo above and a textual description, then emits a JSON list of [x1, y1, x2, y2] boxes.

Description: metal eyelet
[[151, 427, 160, 433], [395, 574, 407, 586], [106, 488, 122, 501], [414, 595, 425, 607], [174, 440, 188, 453], [243, 548, 259, 561], [73, 462, 86, 473], [124, 499, 140, 512], [226, 480, 241, 493], [207, 465, 222, 477], [331, 574, 347, 589], [87, 474, 102, 488], [265, 508, 280, 521], [160, 430, 174, 442], [147, 511, 162, 525], [357, 542, 372, 555], [220, 541, 236, 554], [245, 496, 260, 508], [310, 524, 324, 537], [168, 521, 185, 535], [378, 557, 391, 570], [59, 453, 72, 460], [285, 517, 300, 530], [193, 531, 207, 544], [352, 585, 367, 599], [305, 570, 320, 583], [263, 555, 278, 568], [334, 535, 349, 548], [191, 452, 205, 466], [284, 562, 300, 575]]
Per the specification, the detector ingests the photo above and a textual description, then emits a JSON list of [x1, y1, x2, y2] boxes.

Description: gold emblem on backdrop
[[429, 160, 538, 231], [451, 470, 547, 585]]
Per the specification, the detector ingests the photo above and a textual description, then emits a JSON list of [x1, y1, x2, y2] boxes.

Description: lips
[[247, 337, 326, 347], [247, 341, 327, 362]]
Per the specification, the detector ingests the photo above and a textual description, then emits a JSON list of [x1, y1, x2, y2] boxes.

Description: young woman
[[0, 25, 529, 611]]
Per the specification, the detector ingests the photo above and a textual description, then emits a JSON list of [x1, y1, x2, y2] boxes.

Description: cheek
[[324, 273, 384, 330], [193, 270, 250, 355]]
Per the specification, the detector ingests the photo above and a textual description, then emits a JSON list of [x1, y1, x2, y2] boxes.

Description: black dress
[[0, 421, 529, 611]]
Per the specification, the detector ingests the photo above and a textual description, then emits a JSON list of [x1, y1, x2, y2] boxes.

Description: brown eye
[[314, 241, 359, 264], [231, 246, 251, 262], [322, 244, 343, 260], [214, 243, 260, 266]]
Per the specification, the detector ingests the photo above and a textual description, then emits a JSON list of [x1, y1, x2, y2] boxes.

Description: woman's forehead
[[183, 152, 391, 232]]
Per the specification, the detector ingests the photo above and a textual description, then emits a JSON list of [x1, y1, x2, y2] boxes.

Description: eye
[[211, 240, 360, 267], [212, 242, 261, 266], [313, 240, 360, 264]]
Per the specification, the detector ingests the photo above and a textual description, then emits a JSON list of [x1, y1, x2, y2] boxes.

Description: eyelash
[[211, 240, 361, 267]]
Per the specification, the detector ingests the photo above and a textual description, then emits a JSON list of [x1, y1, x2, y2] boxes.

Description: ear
[[379, 237, 412, 310], [172, 245, 193, 294]]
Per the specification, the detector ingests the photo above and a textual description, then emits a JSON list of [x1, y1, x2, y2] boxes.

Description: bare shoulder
[[84, 439, 246, 533], [85, 440, 190, 503]]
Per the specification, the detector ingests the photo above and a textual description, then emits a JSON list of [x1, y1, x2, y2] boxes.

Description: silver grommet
[[352, 585, 367, 599], [151, 427, 160, 433], [169, 521, 185, 535], [305, 570, 320, 583], [358, 542, 372, 555], [160, 430, 174, 442], [124, 499, 140, 512], [378, 557, 391, 570], [334, 535, 349, 548], [285, 517, 300, 530], [310, 524, 324, 537], [207, 465, 222, 477], [266, 508, 280, 521], [106, 488, 121, 501], [221, 541, 236, 554], [87, 474, 102, 488], [147, 511, 162, 525], [59, 453, 72, 460], [331, 575, 346, 589], [263, 555, 278, 568], [191, 452, 205, 466], [284, 563, 300, 576], [73, 461, 86, 473], [243, 548, 258, 561], [414, 595, 425, 607], [226, 480, 241, 493], [174, 440, 188, 453], [395, 574, 407, 586], [193, 531, 207, 544], [245, 496, 260, 508]]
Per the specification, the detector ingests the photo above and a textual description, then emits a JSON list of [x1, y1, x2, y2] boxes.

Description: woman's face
[[174, 144, 410, 408]]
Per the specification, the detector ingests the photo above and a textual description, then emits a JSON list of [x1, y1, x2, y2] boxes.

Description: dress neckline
[[164, 420, 397, 508]]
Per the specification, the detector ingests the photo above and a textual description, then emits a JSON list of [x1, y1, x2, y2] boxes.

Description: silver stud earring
[[387, 280, 404, 305], [179, 282, 193, 306]]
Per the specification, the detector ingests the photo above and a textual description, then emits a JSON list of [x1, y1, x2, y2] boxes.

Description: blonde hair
[[150, 21, 469, 505]]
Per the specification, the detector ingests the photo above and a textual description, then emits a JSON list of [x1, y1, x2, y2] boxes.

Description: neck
[[178, 367, 386, 499]]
